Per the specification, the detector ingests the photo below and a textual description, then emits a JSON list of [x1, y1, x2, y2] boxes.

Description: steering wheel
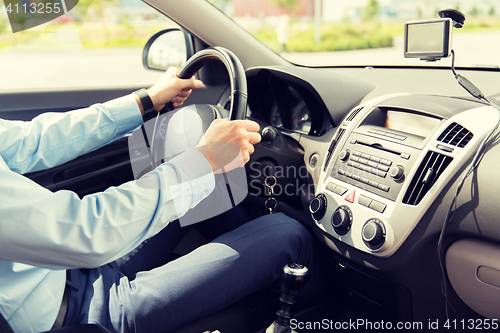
[[148, 47, 248, 169], [176, 46, 248, 121]]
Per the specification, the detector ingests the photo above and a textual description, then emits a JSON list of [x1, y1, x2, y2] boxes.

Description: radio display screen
[[384, 110, 440, 138]]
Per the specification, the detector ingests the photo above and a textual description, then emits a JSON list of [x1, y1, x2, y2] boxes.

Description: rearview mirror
[[143, 28, 194, 71]]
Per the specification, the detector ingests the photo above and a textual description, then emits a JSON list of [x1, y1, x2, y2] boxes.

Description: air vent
[[437, 123, 473, 148], [323, 128, 346, 171], [332, 128, 346, 151], [346, 107, 364, 122], [403, 151, 453, 205]]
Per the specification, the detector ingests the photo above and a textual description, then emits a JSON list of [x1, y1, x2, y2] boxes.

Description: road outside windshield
[[0, 0, 170, 89], [208, 0, 500, 68], [1, 0, 499, 90]]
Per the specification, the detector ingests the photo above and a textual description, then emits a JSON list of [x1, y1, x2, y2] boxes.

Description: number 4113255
[[5, 2, 61, 14]]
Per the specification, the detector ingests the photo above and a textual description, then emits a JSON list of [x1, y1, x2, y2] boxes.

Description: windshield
[[208, 0, 500, 69]]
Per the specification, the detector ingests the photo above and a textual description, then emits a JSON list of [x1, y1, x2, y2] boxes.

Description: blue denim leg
[[114, 220, 191, 279], [64, 213, 322, 333]]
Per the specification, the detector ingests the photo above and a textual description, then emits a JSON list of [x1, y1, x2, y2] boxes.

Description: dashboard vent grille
[[437, 123, 473, 148], [403, 151, 453, 206], [332, 128, 346, 149], [323, 128, 346, 171], [346, 107, 364, 122]]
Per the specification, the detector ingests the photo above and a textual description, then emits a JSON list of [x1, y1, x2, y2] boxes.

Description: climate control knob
[[309, 194, 327, 221], [331, 206, 352, 235], [362, 219, 386, 250]]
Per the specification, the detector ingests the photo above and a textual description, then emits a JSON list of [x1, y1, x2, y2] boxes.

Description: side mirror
[[142, 28, 194, 71]]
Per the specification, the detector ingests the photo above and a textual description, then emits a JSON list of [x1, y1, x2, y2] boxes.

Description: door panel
[[1, 83, 229, 197], [0, 88, 140, 121]]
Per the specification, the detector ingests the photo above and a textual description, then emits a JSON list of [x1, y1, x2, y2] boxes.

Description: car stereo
[[308, 94, 497, 258], [331, 107, 442, 202]]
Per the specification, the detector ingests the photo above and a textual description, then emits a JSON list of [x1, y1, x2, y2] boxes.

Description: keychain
[[264, 176, 278, 214]]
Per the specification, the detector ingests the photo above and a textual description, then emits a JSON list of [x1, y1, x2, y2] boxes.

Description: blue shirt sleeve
[[0, 95, 144, 174], [0, 96, 216, 333], [0, 149, 214, 269], [0, 95, 215, 269]]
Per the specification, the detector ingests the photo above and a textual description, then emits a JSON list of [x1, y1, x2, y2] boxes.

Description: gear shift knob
[[281, 263, 310, 299], [267, 264, 310, 333]]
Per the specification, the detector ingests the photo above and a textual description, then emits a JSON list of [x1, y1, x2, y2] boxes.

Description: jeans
[[62, 213, 323, 333]]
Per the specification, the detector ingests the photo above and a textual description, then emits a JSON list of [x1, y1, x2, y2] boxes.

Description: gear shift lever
[[266, 263, 310, 333]]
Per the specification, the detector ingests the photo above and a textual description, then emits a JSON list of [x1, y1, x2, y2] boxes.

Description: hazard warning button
[[345, 191, 355, 203]]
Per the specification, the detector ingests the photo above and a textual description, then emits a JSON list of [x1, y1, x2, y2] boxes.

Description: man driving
[[0, 67, 322, 332]]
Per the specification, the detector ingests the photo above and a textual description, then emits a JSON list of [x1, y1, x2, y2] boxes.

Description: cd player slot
[[355, 141, 402, 157]]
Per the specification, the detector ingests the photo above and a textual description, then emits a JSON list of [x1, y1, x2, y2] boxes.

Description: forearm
[[0, 149, 214, 269], [0, 95, 143, 174]]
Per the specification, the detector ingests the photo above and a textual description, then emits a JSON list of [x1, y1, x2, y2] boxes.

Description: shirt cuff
[[169, 148, 215, 205], [104, 94, 144, 135]]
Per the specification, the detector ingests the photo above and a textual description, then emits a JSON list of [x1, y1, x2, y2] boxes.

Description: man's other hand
[[196, 119, 261, 172]]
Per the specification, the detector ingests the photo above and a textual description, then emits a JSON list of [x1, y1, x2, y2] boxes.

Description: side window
[[0, 0, 177, 90]]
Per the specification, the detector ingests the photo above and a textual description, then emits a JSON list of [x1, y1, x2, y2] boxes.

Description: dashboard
[[311, 94, 497, 257], [243, 65, 500, 324]]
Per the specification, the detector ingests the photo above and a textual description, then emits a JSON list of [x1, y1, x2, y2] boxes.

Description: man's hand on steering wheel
[[134, 67, 204, 116]]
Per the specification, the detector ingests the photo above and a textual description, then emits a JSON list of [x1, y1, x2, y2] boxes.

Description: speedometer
[[270, 104, 283, 128], [291, 99, 311, 134]]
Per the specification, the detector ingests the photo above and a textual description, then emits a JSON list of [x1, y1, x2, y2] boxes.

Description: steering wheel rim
[[177, 46, 247, 120], [147, 47, 247, 169]]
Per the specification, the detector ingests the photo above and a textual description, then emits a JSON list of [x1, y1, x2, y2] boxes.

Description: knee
[[256, 213, 313, 245]]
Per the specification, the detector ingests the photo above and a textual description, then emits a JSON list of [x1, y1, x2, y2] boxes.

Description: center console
[[310, 94, 499, 257]]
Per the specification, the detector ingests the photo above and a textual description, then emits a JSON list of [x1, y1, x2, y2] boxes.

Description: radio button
[[325, 182, 336, 192], [378, 184, 390, 192], [369, 200, 387, 213], [368, 180, 379, 188], [360, 177, 370, 184], [334, 186, 348, 196], [369, 156, 381, 163], [377, 164, 390, 172], [379, 159, 392, 166], [353, 151, 362, 157], [365, 166, 374, 173], [352, 175, 361, 181], [358, 158, 369, 165], [358, 195, 372, 207], [373, 169, 387, 178], [350, 156, 359, 162], [361, 153, 371, 159], [400, 152, 411, 159], [367, 161, 378, 168]]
